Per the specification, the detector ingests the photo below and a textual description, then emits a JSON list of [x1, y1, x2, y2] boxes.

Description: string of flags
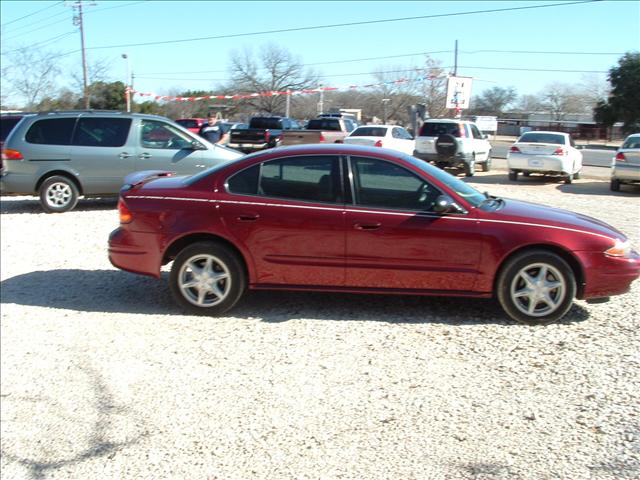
[[126, 74, 442, 103]]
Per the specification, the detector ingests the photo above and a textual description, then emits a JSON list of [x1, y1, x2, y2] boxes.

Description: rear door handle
[[139, 153, 151, 159], [354, 222, 381, 230], [119, 152, 132, 159], [238, 214, 259, 222]]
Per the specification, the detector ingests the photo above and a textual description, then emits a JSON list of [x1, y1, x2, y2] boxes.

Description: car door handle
[[237, 214, 259, 222], [119, 152, 133, 159], [354, 222, 381, 230], [139, 153, 151, 159]]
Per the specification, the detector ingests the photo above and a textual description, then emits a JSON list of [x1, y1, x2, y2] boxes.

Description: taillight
[[615, 152, 626, 162], [458, 124, 467, 138], [374, 139, 383, 147], [118, 199, 133, 223], [319, 133, 326, 142], [1, 149, 23, 160], [553, 147, 568, 156], [264, 131, 271, 142], [509, 146, 521, 153]]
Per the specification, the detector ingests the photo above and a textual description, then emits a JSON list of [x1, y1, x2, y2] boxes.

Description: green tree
[[472, 86, 517, 116], [594, 52, 640, 134], [88, 81, 127, 110]]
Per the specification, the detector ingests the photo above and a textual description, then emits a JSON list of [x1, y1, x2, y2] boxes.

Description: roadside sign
[[445, 76, 473, 110]]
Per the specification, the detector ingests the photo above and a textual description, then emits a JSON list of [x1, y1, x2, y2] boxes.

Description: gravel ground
[[1, 173, 639, 480]]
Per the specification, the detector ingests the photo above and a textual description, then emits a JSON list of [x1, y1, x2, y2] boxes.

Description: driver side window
[[351, 156, 441, 211], [140, 120, 192, 150]]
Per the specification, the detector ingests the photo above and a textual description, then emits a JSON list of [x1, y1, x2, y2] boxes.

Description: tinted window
[[518, 133, 566, 145], [141, 120, 193, 149], [249, 118, 282, 129], [351, 156, 441, 211], [259, 155, 340, 203], [1, 117, 22, 142], [176, 119, 199, 129], [307, 119, 342, 131], [470, 125, 483, 139], [622, 136, 640, 149], [343, 119, 355, 132], [419, 122, 461, 137], [227, 164, 260, 195], [351, 127, 387, 137], [25, 118, 76, 145], [72, 117, 131, 147]]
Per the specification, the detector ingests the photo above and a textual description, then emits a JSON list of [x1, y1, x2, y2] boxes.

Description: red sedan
[[108, 144, 639, 324]]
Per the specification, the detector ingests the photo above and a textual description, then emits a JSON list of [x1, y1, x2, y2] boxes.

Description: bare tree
[[228, 43, 319, 115], [71, 57, 112, 102], [579, 73, 610, 109], [4, 46, 61, 108], [368, 65, 422, 124], [542, 82, 590, 120], [472, 86, 518, 116], [421, 57, 448, 118], [514, 93, 545, 113]]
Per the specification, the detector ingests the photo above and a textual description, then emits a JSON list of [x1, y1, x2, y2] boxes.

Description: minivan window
[[141, 120, 193, 150], [73, 117, 132, 147], [25, 118, 77, 145], [419, 122, 461, 137], [1, 116, 23, 142]]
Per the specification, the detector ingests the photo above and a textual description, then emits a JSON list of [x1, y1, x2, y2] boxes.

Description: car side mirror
[[190, 141, 207, 150], [433, 194, 461, 214]]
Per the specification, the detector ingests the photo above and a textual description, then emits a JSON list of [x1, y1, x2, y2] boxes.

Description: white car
[[610, 133, 640, 191], [413, 119, 492, 176], [344, 125, 415, 155], [506, 131, 583, 184]]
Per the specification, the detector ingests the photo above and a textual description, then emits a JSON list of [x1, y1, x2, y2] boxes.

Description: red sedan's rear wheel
[[497, 250, 576, 325]]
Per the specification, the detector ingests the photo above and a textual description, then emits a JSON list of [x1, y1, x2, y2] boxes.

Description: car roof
[[27, 110, 173, 121], [423, 119, 467, 124], [243, 143, 405, 159], [521, 131, 570, 136]]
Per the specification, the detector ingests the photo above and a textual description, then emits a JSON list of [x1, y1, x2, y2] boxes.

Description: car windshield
[[622, 136, 640, 149], [351, 127, 387, 137], [404, 154, 486, 207], [518, 133, 566, 145], [419, 122, 461, 137]]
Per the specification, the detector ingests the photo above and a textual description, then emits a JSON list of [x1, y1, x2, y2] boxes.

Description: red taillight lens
[[509, 146, 521, 153], [118, 199, 133, 223], [1, 149, 23, 160], [264, 131, 271, 142], [615, 152, 626, 161], [458, 124, 467, 138], [319, 133, 326, 142], [553, 147, 567, 156], [374, 139, 383, 147]]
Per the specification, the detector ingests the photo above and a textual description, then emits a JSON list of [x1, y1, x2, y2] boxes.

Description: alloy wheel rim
[[46, 183, 72, 207], [178, 254, 231, 307], [510, 262, 566, 317]]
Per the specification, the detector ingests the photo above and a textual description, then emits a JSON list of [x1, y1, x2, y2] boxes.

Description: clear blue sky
[[1, 0, 639, 107]]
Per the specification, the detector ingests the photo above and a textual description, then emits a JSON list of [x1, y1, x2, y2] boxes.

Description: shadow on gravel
[[557, 182, 640, 197], [0, 197, 118, 215], [0, 269, 590, 326]]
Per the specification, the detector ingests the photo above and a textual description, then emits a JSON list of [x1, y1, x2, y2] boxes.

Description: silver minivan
[[0, 111, 243, 212]]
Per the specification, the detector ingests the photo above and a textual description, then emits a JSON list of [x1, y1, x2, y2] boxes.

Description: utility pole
[[71, 1, 92, 109], [285, 90, 291, 117], [122, 54, 130, 112], [454, 39, 458, 76]]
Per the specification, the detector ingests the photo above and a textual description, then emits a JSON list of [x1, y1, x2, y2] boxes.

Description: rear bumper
[[612, 164, 640, 182], [228, 142, 269, 152], [575, 250, 640, 299], [0, 172, 36, 195], [413, 151, 473, 166], [108, 227, 162, 278], [507, 154, 571, 174]]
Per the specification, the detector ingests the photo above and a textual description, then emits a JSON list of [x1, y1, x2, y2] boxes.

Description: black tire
[[574, 170, 581, 180], [564, 173, 574, 184], [435, 134, 458, 157], [496, 250, 576, 325], [482, 152, 492, 172], [610, 178, 621, 191], [39, 175, 79, 213], [169, 241, 246, 315], [522, 171, 530, 177], [508, 170, 518, 181], [464, 155, 476, 177], [436, 161, 448, 170]]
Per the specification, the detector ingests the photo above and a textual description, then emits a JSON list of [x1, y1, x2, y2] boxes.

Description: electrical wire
[[1, 30, 76, 55], [0, 1, 62, 27]]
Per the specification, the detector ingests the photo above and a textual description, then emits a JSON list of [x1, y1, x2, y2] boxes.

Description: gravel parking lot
[[1, 173, 639, 480]]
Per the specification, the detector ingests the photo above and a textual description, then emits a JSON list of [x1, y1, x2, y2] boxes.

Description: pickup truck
[[228, 116, 300, 153], [280, 117, 355, 146]]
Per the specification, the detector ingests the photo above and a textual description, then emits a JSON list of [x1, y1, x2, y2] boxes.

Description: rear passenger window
[[259, 156, 340, 203], [227, 165, 260, 195], [25, 118, 77, 145], [73, 118, 132, 147]]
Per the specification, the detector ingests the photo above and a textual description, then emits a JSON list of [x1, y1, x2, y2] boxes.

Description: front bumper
[[575, 250, 640, 299]]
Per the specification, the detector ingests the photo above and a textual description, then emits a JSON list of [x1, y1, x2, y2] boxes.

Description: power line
[[81, 0, 601, 51], [461, 49, 624, 55], [1, 15, 70, 42], [1, 31, 76, 55], [0, 1, 62, 27], [457, 65, 609, 73]]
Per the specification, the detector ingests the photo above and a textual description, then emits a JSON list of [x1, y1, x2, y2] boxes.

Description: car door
[[136, 119, 209, 175], [345, 155, 481, 291], [70, 116, 134, 194], [220, 154, 346, 287]]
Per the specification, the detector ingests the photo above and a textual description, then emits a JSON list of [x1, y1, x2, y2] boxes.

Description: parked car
[[281, 117, 354, 146], [216, 122, 248, 146], [108, 144, 639, 325], [344, 125, 415, 155], [413, 119, 492, 176], [175, 118, 206, 134], [0, 111, 242, 213], [506, 131, 583, 183], [610, 133, 640, 191], [228, 116, 300, 153]]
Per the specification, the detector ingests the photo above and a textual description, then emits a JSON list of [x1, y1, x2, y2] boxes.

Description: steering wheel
[[417, 183, 436, 210]]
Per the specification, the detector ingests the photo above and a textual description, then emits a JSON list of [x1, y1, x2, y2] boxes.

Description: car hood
[[487, 197, 625, 241]]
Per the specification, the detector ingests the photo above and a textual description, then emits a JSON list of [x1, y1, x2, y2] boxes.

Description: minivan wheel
[[497, 250, 576, 325], [39, 175, 79, 213], [169, 241, 246, 315]]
